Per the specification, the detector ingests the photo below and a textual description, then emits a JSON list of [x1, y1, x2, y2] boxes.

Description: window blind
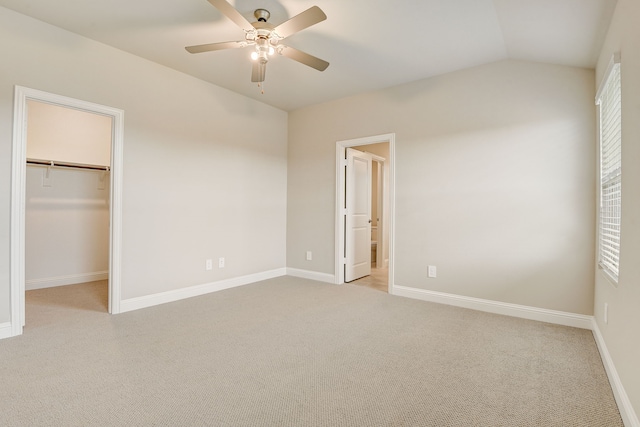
[[597, 59, 621, 282]]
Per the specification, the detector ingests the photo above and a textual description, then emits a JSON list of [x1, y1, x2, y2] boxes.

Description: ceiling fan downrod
[[254, 9, 270, 23]]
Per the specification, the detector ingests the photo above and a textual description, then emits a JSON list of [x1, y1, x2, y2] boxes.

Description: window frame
[[595, 52, 622, 283]]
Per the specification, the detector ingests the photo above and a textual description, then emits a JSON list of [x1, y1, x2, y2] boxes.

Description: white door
[[345, 148, 372, 282]]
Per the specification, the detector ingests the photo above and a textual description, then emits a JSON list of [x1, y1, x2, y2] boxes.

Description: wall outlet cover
[[428, 265, 437, 278]]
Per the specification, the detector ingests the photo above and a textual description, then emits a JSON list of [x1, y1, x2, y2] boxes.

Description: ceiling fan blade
[[273, 6, 327, 39], [207, 0, 253, 30], [185, 41, 244, 54], [279, 46, 329, 71], [251, 61, 266, 82]]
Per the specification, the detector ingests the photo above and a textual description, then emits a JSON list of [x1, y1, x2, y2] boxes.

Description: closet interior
[[24, 100, 112, 313]]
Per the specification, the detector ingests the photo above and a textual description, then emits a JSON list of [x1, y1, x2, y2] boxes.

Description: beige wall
[[0, 6, 287, 323], [27, 100, 113, 167], [25, 166, 110, 288], [593, 0, 640, 418], [288, 59, 596, 315]]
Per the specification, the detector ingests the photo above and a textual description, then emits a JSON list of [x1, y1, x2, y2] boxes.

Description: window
[[596, 54, 621, 282]]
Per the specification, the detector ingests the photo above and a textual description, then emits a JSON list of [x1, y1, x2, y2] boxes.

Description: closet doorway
[[10, 87, 124, 337]]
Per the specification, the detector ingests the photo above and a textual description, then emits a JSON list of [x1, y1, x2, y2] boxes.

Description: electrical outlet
[[604, 303, 608, 324], [218, 257, 225, 268], [306, 251, 312, 261], [205, 259, 213, 271], [428, 265, 437, 278]]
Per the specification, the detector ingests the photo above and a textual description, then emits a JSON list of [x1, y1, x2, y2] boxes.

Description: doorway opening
[[9, 86, 124, 337], [335, 133, 395, 293]]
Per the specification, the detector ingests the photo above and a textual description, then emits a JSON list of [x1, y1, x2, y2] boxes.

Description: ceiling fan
[[186, 0, 329, 84]]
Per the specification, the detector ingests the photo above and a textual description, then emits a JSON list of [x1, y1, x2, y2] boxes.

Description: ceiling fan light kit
[[186, 0, 329, 88]]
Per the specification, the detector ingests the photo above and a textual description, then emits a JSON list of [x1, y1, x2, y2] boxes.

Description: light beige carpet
[[0, 277, 623, 426]]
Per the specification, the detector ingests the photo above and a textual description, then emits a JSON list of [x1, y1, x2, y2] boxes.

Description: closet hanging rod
[[26, 158, 110, 172]]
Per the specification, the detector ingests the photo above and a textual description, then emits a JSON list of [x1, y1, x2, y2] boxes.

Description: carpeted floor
[[0, 276, 623, 426]]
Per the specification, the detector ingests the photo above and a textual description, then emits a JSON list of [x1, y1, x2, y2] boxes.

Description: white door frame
[[335, 133, 395, 292], [10, 86, 124, 337]]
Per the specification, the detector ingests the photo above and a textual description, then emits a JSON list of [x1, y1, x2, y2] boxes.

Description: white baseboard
[[286, 268, 336, 284], [119, 268, 287, 313], [26, 271, 109, 290], [0, 322, 12, 340], [392, 285, 593, 329], [592, 320, 640, 427]]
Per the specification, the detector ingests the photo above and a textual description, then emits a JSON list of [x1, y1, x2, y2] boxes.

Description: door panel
[[345, 148, 372, 282]]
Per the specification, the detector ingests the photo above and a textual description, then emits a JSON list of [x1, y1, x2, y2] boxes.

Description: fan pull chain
[[258, 82, 265, 95]]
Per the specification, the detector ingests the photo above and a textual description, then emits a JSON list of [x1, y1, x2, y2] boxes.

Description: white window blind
[[596, 56, 621, 282]]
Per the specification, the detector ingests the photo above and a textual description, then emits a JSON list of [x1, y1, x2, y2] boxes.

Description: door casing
[[9, 86, 124, 337]]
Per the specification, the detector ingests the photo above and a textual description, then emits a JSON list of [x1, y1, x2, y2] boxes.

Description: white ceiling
[[0, 0, 617, 111]]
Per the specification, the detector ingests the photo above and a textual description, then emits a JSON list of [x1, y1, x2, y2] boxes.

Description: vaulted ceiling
[[0, 0, 617, 111]]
